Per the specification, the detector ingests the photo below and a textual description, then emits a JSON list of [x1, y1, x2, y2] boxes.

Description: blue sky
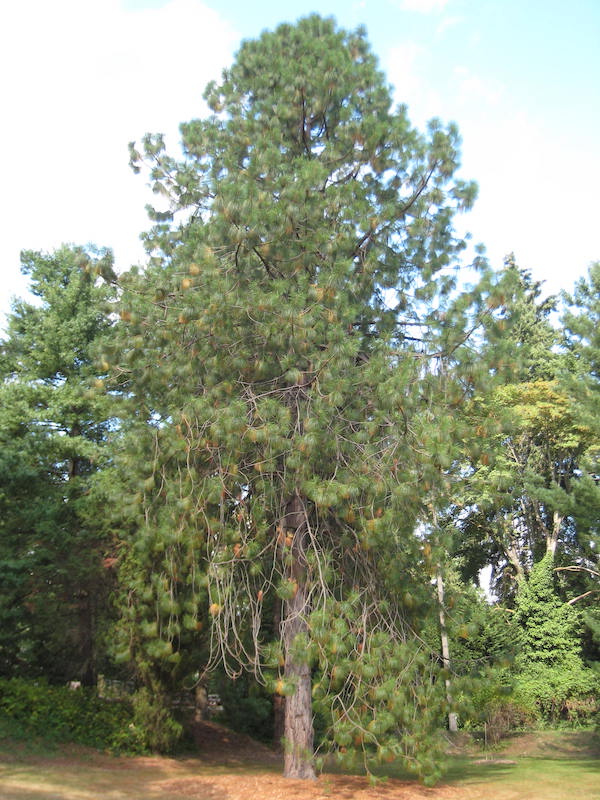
[[1, 0, 599, 327]]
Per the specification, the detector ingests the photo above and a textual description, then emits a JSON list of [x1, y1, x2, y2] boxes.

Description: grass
[[441, 728, 600, 800], [0, 726, 598, 800], [443, 755, 600, 799]]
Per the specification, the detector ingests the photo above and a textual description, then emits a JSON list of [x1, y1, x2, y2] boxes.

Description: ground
[[0, 722, 598, 800]]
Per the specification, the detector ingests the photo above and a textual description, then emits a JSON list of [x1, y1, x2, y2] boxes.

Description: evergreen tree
[[109, 16, 500, 781], [457, 261, 596, 597], [563, 262, 600, 383], [453, 260, 599, 721], [561, 263, 600, 664], [0, 245, 116, 684], [513, 555, 596, 719]]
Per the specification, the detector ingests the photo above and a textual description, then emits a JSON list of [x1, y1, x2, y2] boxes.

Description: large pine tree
[[110, 16, 498, 780]]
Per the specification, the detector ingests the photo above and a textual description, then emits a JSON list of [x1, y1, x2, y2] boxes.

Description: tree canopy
[[104, 15, 511, 781], [0, 245, 116, 683]]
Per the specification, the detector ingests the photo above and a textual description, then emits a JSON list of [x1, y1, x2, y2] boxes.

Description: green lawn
[[0, 729, 598, 800], [444, 755, 600, 799]]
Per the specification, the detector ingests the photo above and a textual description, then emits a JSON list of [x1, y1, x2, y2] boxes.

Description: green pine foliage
[[563, 262, 600, 384], [0, 245, 117, 683], [105, 15, 506, 782]]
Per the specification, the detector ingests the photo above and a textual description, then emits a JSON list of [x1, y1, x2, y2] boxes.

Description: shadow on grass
[[444, 754, 600, 792], [443, 757, 516, 783], [324, 742, 600, 793], [502, 729, 600, 758]]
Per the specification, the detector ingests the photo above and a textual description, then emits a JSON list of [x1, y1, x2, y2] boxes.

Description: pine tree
[[0, 245, 116, 683], [109, 16, 499, 781]]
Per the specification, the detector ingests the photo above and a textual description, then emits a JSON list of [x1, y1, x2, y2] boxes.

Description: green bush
[[512, 556, 599, 726], [0, 677, 143, 752], [482, 700, 537, 745], [514, 660, 598, 724], [460, 666, 537, 742], [131, 687, 183, 753]]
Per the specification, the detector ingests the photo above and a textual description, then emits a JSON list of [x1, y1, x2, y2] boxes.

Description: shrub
[[0, 677, 143, 752], [512, 556, 599, 726], [483, 700, 537, 745], [130, 687, 182, 753], [461, 666, 536, 742], [514, 660, 598, 724]]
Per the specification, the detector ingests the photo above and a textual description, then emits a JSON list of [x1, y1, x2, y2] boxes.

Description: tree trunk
[[506, 542, 526, 583], [546, 511, 562, 559], [436, 572, 458, 733], [77, 589, 96, 686], [194, 684, 208, 723], [68, 422, 83, 479], [272, 596, 285, 751], [281, 493, 315, 780]]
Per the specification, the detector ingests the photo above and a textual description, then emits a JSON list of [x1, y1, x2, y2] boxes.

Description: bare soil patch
[[191, 719, 280, 766]]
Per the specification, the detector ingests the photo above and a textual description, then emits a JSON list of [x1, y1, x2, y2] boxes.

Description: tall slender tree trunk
[[436, 572, 458, 733], [272, 596, 285, 750], [546, 511, 562, 559], [281, 493, 315, 780]]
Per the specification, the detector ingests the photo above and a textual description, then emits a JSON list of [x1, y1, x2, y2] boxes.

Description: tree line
[[0, 15, 598, 784]]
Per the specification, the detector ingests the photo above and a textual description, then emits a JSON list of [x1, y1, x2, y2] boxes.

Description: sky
[[1, 0, 599, 328]]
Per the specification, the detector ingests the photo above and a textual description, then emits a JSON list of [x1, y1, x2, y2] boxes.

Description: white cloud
[[435, 14, 462, 36], [0, 0, 238, 325], [384, 39, 596, 296], [385, 42, 424, 98], [453, 66, 504, 108], [385, 42, 441, 125], [461, 112, 600, 295], [386, 49, 504, 123]]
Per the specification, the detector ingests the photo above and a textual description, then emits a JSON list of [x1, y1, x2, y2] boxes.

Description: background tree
[[0, 245, 116, 684], [513, 554, 596, 720], [561, 262, 600, 664], [457, 260, 596, 596], [453, 259, 599, 721]]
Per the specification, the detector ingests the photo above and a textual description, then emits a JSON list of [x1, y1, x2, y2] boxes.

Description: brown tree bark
[[281, 492, 315, 780]]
